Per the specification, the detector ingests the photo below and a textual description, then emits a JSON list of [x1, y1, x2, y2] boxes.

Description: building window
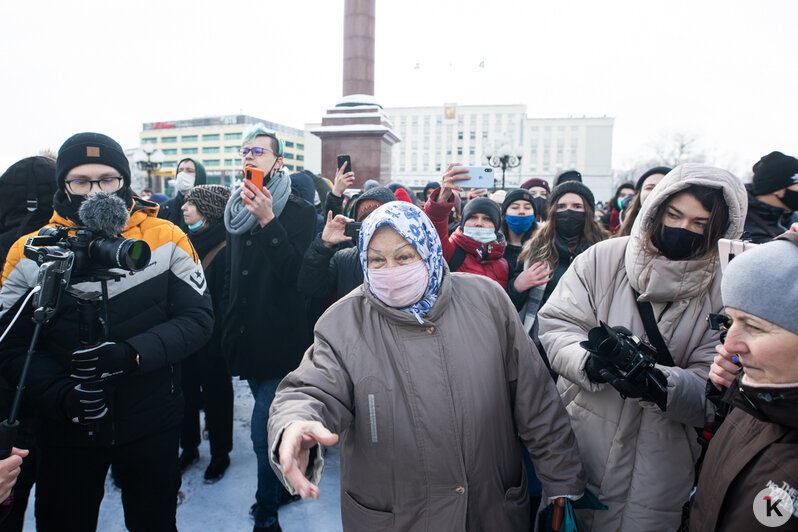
[[457, 147, 463, 155], [142, 137, 157, 143], [203, 147, 220, 154], [296, 165, 304, 171], [224, 146, 238, 153], [285, 141, 294, 148], [162, 161, 176, 168], [469, 131, 476, 141], [161, 136, 177, 143], [457, 132, 463, 140], [181, 135, 198, 142], [202, 159, 220, 166], [297, 143, 304, 150], [202, 134, 220, 141], [297, 154, 304, 161], [284, 153, 294, 160], [284, 164, 294, 171], [162, 149, 177, 155], [224, 159, 233, 166], [224, 132, 242, 140], [182, 147, 198, 154]]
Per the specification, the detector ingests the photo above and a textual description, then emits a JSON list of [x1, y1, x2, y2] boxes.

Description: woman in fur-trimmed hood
[[538, 163, 747, 531]]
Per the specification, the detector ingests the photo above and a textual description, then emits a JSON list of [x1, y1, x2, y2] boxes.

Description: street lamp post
[[485, 136, 523, 190], [132, 143, 165, 191]]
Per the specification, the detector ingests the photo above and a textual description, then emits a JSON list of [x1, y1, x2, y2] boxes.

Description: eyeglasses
[[65, 177, 123, 195], [239, 147, 276, 157]]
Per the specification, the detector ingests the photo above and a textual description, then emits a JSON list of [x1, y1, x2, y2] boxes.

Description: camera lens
[[88, 237, 151, 271]]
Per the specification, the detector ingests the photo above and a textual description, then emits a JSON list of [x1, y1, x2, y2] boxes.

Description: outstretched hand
[[437, 163, 470, 203], [278, 421, 339, 500]]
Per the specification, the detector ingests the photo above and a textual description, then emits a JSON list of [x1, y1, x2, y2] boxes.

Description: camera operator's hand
[[585, 354, 615, 384], [70, 341, 138, 382], [332, 161, 355, 197], [321, 212, 354, 249], [65, 384, 108, 424]]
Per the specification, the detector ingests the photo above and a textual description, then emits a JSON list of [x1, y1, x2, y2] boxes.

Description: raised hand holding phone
[[333, 157, 355, 197], [242, 167, 266, 205], [437, 163, 471, 203]]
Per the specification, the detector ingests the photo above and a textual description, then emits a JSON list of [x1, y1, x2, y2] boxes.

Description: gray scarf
[[224, 169, 291, 235]]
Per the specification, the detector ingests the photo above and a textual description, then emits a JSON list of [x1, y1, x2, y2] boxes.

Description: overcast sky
[[2, 0, 796, 178]]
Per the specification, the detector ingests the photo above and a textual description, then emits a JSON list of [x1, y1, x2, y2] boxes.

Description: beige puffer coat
[[538, 164, 747, 531], [268, 270, 586, 532]]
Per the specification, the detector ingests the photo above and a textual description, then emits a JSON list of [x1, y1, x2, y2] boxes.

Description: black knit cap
[[56, 132, 131, 191], [635, 166, 672, 191], [501, 188, 535, 215], [349, 186, 397, 221], [461, 197, 501, 229], [554, 170, 582, 187], [549, 181, 595, 211], [752, 151, 798, 195], [185, 185, 231, 224]]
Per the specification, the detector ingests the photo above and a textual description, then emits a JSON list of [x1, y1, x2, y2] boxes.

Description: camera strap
[[632, 289, 676, 367]]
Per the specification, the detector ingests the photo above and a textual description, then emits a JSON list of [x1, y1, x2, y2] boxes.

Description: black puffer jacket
[[743, 185, 788, 243], [222, 195, 316, 380], [297, 234, 362, 300]]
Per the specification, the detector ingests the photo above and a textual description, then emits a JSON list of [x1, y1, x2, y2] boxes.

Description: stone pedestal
[[312, 100, 400, 187]]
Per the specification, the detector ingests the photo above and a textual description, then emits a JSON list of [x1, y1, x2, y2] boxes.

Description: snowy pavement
[[24, 378, 344, 531]]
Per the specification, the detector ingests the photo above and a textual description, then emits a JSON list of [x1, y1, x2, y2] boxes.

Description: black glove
[[64, 384, 108, 424], [70, 341, 138, 382], [584, 354, 616, 384]]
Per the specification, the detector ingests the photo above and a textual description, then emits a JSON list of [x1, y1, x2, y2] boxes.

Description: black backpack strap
[[746, 210, 780, 238], [632, 289, 676, 367], [447, 244, 467, 272]]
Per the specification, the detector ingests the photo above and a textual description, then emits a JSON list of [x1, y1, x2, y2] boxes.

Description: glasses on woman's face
[[239, 146, 275, 157], [65, 176, 123, 195]]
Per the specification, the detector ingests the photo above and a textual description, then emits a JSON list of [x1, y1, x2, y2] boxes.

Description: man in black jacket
[[221, 124, 316, 532], [744, 151, 798, 243], [0, 132, 213, 532]]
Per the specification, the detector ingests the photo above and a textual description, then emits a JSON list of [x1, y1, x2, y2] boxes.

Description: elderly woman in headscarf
[[267, 201, 586, 532]]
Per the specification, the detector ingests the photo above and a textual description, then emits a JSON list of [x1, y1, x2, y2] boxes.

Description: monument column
[[312, 0, 400, 188]]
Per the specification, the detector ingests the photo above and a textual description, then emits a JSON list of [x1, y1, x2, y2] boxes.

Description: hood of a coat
[[624, 163, 747, 302]]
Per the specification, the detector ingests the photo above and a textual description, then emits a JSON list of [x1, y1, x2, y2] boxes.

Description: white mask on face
[[176, 172, 195, 194]]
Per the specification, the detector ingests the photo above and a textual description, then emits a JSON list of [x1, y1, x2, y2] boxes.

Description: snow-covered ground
[[24, 379, 344, 531]]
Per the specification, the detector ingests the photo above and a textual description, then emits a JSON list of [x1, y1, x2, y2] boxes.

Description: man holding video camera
[[0, 132, 213, 532]]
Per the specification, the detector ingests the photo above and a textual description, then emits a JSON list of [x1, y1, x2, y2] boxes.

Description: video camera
[[581, 322, 669, 411], [23, 225, 150, 319]]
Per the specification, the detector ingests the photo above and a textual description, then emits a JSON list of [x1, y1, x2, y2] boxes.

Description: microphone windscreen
[[79, 191, 130, 236]]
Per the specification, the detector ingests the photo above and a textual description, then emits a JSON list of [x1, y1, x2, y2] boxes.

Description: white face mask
[[463, 226, 496, 243], [176, 172, 195, 194]]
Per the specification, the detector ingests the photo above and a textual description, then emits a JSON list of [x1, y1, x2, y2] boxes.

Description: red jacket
[[424, 189, 509, 288]]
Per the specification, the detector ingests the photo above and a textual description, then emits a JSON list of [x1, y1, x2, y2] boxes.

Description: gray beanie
[[721, 239, 798, 335]]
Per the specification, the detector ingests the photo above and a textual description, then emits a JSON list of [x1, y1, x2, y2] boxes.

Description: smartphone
[[337, 154, 353, 175], [453, 166, 495, 189], [344, 222, 362, 240], [243, 167, 265, 204]]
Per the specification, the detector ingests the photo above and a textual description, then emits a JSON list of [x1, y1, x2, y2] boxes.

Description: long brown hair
[[644, 185, 729, 259], [517, 201, 608, 269]]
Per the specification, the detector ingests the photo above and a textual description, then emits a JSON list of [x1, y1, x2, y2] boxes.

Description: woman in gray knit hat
[[689, 231, 798, 531], [178, 184, 235, 483]]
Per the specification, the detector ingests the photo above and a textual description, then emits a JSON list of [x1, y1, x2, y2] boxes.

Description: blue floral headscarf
[[359, 201, 444, 322]]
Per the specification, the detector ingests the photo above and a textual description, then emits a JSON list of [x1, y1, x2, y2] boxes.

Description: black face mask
[[532, 196, 549, 221], [658, 225, 704, 260], [779, 188, 798, 211], [555, 210, 586, 238]]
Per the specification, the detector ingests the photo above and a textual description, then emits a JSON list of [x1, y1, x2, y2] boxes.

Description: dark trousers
[[180, 353, 233, 458], [35, 428, 180, 532]]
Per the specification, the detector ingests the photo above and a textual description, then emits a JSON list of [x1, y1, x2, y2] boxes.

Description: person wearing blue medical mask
[[501, 188, 539, 272]]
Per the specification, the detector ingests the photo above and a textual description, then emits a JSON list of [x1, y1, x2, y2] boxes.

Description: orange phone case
[[243, 167, 265, 204]]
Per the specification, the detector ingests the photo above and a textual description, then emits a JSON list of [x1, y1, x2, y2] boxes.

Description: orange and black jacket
[[0, 198, 213, 446]]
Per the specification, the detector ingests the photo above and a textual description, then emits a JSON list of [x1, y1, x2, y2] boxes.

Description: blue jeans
[[248, 378, 284, 528]]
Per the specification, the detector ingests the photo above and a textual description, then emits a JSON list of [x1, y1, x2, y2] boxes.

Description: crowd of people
[[0, 126, 795, 531]]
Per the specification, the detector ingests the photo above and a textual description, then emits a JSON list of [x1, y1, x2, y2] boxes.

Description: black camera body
[[581, 322, 669, 411]]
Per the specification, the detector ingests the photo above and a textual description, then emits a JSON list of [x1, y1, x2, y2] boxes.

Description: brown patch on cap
[[86, 146, 101, 157]]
